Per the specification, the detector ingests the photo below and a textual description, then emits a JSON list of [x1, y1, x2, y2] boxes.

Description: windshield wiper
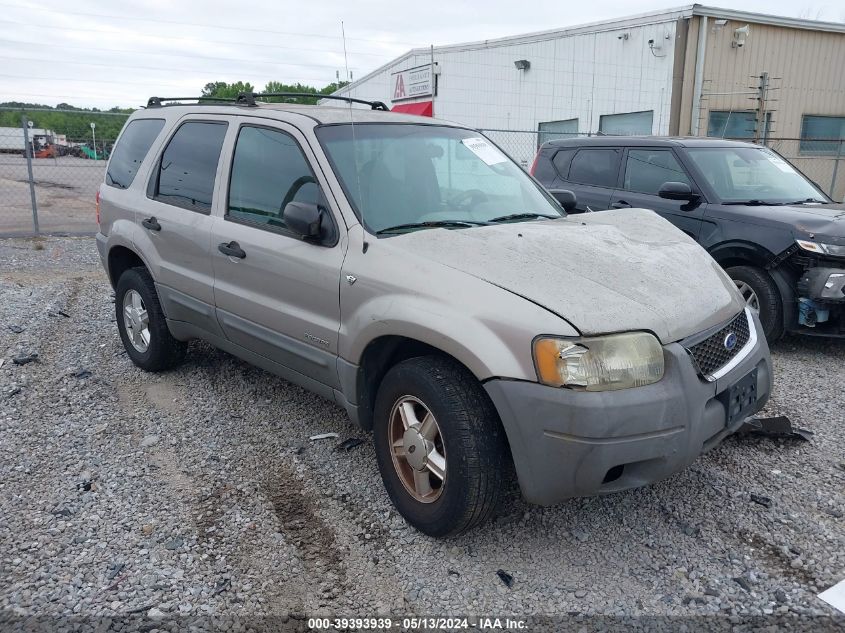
[[723, 200, 786, 206], [784, 198, 828, 205], [375, 220, 487, 235], [487, 212, 560, 223]]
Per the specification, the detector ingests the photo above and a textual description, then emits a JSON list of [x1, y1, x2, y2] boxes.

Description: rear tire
[[373, 355, 507, 537], [726, 265, 783, 342], [115, 267, 187, 371]]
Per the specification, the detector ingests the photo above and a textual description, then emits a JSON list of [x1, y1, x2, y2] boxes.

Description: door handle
[[611, 201, 632, 209], [141, 216, 161, 231], [218, 241, 246, 259]]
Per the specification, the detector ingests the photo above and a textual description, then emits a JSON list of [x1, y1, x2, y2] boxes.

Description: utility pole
[[90, 122, 97, 160], [754, 72, 769, 143]]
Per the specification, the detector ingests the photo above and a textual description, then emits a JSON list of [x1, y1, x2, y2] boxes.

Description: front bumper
[[485, 311, 772, 506]]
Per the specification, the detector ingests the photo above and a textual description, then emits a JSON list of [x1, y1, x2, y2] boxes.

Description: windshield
[[315, 124, 563, 233], [685, 146, 826, 204]]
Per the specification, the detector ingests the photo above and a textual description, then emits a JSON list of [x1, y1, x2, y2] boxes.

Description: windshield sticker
[[763, 149, 794, 173], [461, 137, 508, 165]]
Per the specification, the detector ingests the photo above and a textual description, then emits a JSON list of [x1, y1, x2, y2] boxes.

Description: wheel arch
[[107, 245, 148, 289], [349, 335, 496, 432], [708, 241, 775, 269]]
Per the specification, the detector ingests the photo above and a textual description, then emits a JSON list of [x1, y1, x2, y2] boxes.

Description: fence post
[[21, 115, 39, 234], [831, 141, 843, 202]]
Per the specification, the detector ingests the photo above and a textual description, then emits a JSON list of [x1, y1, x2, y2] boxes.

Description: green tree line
[[0, 80, 348, 140]]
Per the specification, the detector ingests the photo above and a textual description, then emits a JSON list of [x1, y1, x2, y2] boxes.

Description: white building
[[331, 4, 845, 180]]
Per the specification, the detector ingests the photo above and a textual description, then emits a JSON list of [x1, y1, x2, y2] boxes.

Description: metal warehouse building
[[331, 4, 845, 197]]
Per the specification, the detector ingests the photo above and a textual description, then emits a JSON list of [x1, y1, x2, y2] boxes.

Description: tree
[[200, 81, 255, 100]]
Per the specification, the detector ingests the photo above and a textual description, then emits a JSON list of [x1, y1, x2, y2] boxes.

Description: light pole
[[90, 122, 97, 160]]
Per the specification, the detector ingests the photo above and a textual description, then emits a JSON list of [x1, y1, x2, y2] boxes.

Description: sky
[[0, 0, 843, 110]]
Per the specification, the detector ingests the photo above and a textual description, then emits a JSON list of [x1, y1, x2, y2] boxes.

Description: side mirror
[[658, 181, 696, 201], [548, 189, 577, 211], [284, 202, 323, 239]]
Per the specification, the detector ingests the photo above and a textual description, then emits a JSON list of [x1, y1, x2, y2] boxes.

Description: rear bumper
[[485, 312, 772, 505]]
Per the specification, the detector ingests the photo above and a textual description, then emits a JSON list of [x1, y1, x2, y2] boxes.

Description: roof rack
[[236, 92, 389, 110], [147, 96, 236, 107], [145, 93, 390, 111]]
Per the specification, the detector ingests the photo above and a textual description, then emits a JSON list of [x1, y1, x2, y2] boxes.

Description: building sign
[[391, 64, 434, 102]]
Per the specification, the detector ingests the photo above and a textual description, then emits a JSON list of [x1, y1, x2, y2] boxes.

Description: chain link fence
[[2, 117, 843, 236], [480, 129, 845, 202], [0, 110, 127, 236]]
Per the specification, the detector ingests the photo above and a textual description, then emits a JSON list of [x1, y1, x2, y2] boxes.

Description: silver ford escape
[[96, 93, 773, 536]]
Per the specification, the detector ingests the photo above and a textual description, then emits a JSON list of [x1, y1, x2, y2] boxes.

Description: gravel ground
[[1, 236, 844, 631]]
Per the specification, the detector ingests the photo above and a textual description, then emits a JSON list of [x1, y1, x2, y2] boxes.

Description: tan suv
[[96, 93, 773, 536]]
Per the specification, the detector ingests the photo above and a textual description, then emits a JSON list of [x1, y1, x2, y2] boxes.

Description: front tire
[[373, 356, 507, 537], [115, 267, 187, 371], [726, 265, 783, 342]]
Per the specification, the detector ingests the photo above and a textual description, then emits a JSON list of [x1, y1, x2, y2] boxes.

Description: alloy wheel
[[388, 396, 447, 503]]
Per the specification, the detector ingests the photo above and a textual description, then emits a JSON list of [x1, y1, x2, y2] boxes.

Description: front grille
[[685, 311, 750, 378]]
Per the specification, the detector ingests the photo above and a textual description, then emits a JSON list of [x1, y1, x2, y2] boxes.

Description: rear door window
[[152, 121, 228, 213], [623, 149, 691, 194], [227, 125, 320, 232], [106, 119, 164, 189], [568, 149, 621, 187]]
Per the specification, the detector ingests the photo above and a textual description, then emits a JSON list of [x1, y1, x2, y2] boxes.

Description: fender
[[708, 240, 776, 269]]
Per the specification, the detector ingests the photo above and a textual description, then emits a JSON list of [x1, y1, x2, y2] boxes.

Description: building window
[[598, 111, 653, 136], [707, 111, 770, 140], [538, 119, 578, 147], [800, 115, 845, 155]]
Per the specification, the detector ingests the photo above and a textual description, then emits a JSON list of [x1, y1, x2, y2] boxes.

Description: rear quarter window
[[106, 119, 165, 189], [568, 148, 621, 187], [551, 148, 577, 180]]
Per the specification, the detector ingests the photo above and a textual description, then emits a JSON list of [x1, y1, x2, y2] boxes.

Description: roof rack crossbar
[[235, 92, 389, 111], [147, 96, 237, 107]]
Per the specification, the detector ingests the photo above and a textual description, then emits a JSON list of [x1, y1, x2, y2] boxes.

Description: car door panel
[[610, 148, 707, 239], [561, 148, 621, 212], [139, 117, 230, 335], [211, 121, 346, 389]]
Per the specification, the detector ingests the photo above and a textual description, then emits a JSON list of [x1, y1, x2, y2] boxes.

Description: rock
[[141, 524, 154, 536], [571, 528, 589, 542], [140, 435, 159, 448], [790, 558, 803, 569], [147, 607, 166, 619], [575, 589, 588, 598], [163, 537, 183, 550], [775, 589, 788, 603]]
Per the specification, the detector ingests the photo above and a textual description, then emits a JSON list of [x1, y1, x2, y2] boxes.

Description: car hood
[[389, 209, 743, 343], [723, 202, 845, 244]]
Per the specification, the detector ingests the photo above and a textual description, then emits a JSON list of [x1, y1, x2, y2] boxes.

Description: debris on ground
[[336, 437, 365, 451], [71, 368, 92, 379], [496, 569, 514, 588], [309, 432, 339, 441], [734, 577, 752, 592], [9, 325, 24, 333], [12, 353, 39, 365], [212, 578, 231, 595], [736, 416, 814, 441], [750, 494, 773, 508]]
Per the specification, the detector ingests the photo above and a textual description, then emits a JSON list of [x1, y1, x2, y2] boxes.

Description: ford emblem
[[724, 332, 738, 351]]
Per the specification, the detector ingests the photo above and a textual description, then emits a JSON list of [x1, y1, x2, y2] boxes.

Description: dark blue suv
[[530, 137, 845, 341]]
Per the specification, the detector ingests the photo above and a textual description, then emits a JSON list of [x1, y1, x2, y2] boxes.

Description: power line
[[0, 55, 338, 82], [0, 21, 399, 58], [0, 3, 415, 46], [0, 38, 359, 71]]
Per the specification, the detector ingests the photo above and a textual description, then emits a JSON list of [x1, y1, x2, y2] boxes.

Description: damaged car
[[531, 137, 845, 341], [96, 95, 772, 536]]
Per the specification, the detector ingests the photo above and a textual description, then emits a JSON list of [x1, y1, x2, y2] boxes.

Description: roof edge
[[693, 4, 845, 34]]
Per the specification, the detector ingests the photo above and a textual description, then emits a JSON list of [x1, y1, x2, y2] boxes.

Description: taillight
[[95, 189, 100, 225], [529, 152, 540, 176]]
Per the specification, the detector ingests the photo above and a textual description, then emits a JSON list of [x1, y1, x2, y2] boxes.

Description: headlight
[[533, 332, 664, 391], [796, 239, 845, 257]]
